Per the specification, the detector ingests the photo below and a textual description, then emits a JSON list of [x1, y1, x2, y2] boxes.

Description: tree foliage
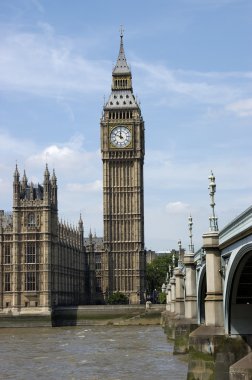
[[158, 292, 167, 304], [107, 291, 129, 305], [146, 252, 177, 298]]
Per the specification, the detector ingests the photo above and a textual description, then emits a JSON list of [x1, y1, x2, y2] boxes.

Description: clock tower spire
[[100, 32, 146, 304]]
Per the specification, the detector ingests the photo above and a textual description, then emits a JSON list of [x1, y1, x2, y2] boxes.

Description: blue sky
[[0, 0, 252, 251]]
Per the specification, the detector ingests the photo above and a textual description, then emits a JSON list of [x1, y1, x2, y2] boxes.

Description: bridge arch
[[197, 265, 206, 324], [224, 243, 252, 334]]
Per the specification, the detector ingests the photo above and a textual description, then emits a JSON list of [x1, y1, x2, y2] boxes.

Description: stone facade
[[84, 232, 104, 304], [100, 33, 146, 304], [0, 166, 86, 314]]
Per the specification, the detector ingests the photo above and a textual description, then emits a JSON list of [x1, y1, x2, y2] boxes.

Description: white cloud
[[226, 98, 252, 117], [0, 131, 37, 209], [0, 129, 102, 222], [26, 134, 101, 180], [0, 130, 35, 157], [145, 148, 252, 194], [145, 150, 207, 191], [165, 201, 190, 214], [0, 27, 110, 97], [67, 180, 102, 193], [0, 24, 250, 112], [37, 22, 53, 34], [133, 61, 246, 106]]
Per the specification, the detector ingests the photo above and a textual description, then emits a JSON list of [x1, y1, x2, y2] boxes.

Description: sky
[[0, 0, 252, 251]]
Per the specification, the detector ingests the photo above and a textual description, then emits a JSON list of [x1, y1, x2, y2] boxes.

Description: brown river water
[[0, 325, 187, 380]]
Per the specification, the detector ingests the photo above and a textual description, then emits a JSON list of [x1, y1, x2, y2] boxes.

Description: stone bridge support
[[166, 283, 171, 312], [184, 252, 197, 319], [170, 276, 176, 313], [174, 266, 185, 317], [203, 231, 223, 327]]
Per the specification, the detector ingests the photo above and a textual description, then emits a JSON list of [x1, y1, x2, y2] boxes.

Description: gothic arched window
[[27, 213, 36, 227]]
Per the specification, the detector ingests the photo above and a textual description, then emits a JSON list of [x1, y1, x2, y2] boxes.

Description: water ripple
[[0, 326, 187, 380]]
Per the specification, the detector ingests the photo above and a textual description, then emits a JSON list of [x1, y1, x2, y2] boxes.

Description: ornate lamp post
[[184, 214, 197, 319], [174, 239, 185, 316], [188, 215, 194, 254], [178, 239, 183, 268], [208, 171, 218, 232], [203, 171, 223, 327]]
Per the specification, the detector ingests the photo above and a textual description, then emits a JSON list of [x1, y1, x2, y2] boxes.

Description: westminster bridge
[[163, 172, 252, 379]]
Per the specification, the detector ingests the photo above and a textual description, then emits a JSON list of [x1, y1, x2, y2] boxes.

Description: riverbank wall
[[162, 310, 252, 380], [0, 304, 165, 328], [52, 304, 165, 326]]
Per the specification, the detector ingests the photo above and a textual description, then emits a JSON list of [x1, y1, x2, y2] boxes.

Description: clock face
[[110, 125, 132, 148]]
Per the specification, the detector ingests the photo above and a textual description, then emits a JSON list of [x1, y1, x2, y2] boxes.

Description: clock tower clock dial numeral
[[110, 125, 131, 148]]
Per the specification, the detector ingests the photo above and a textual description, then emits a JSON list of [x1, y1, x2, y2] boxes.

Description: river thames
[[0, 325, 187, 379]]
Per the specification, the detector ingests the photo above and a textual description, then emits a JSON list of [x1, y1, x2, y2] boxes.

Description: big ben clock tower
[[100, 31, 145, 304]]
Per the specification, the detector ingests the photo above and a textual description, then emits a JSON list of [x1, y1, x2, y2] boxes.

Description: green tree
[[158, 292, 167, 304], [107, 291, 129, 305], [146, 251, 178, 301]]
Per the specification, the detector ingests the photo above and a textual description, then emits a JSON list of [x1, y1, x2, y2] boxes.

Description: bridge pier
[[203, 231, 224, 327], [170, 275, 176, 313], [166, 283, 171, 312], [184, 251, 197, 319], [187, 326, 252, 380], [230, 352, 252, 379], [174, 266, 185, 317]]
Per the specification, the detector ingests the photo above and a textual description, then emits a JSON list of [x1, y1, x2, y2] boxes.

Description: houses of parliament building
[[0, 32, 146, 314]]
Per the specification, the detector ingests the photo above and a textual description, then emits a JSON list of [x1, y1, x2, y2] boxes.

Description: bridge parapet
[[220, 205, 252, 248]]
